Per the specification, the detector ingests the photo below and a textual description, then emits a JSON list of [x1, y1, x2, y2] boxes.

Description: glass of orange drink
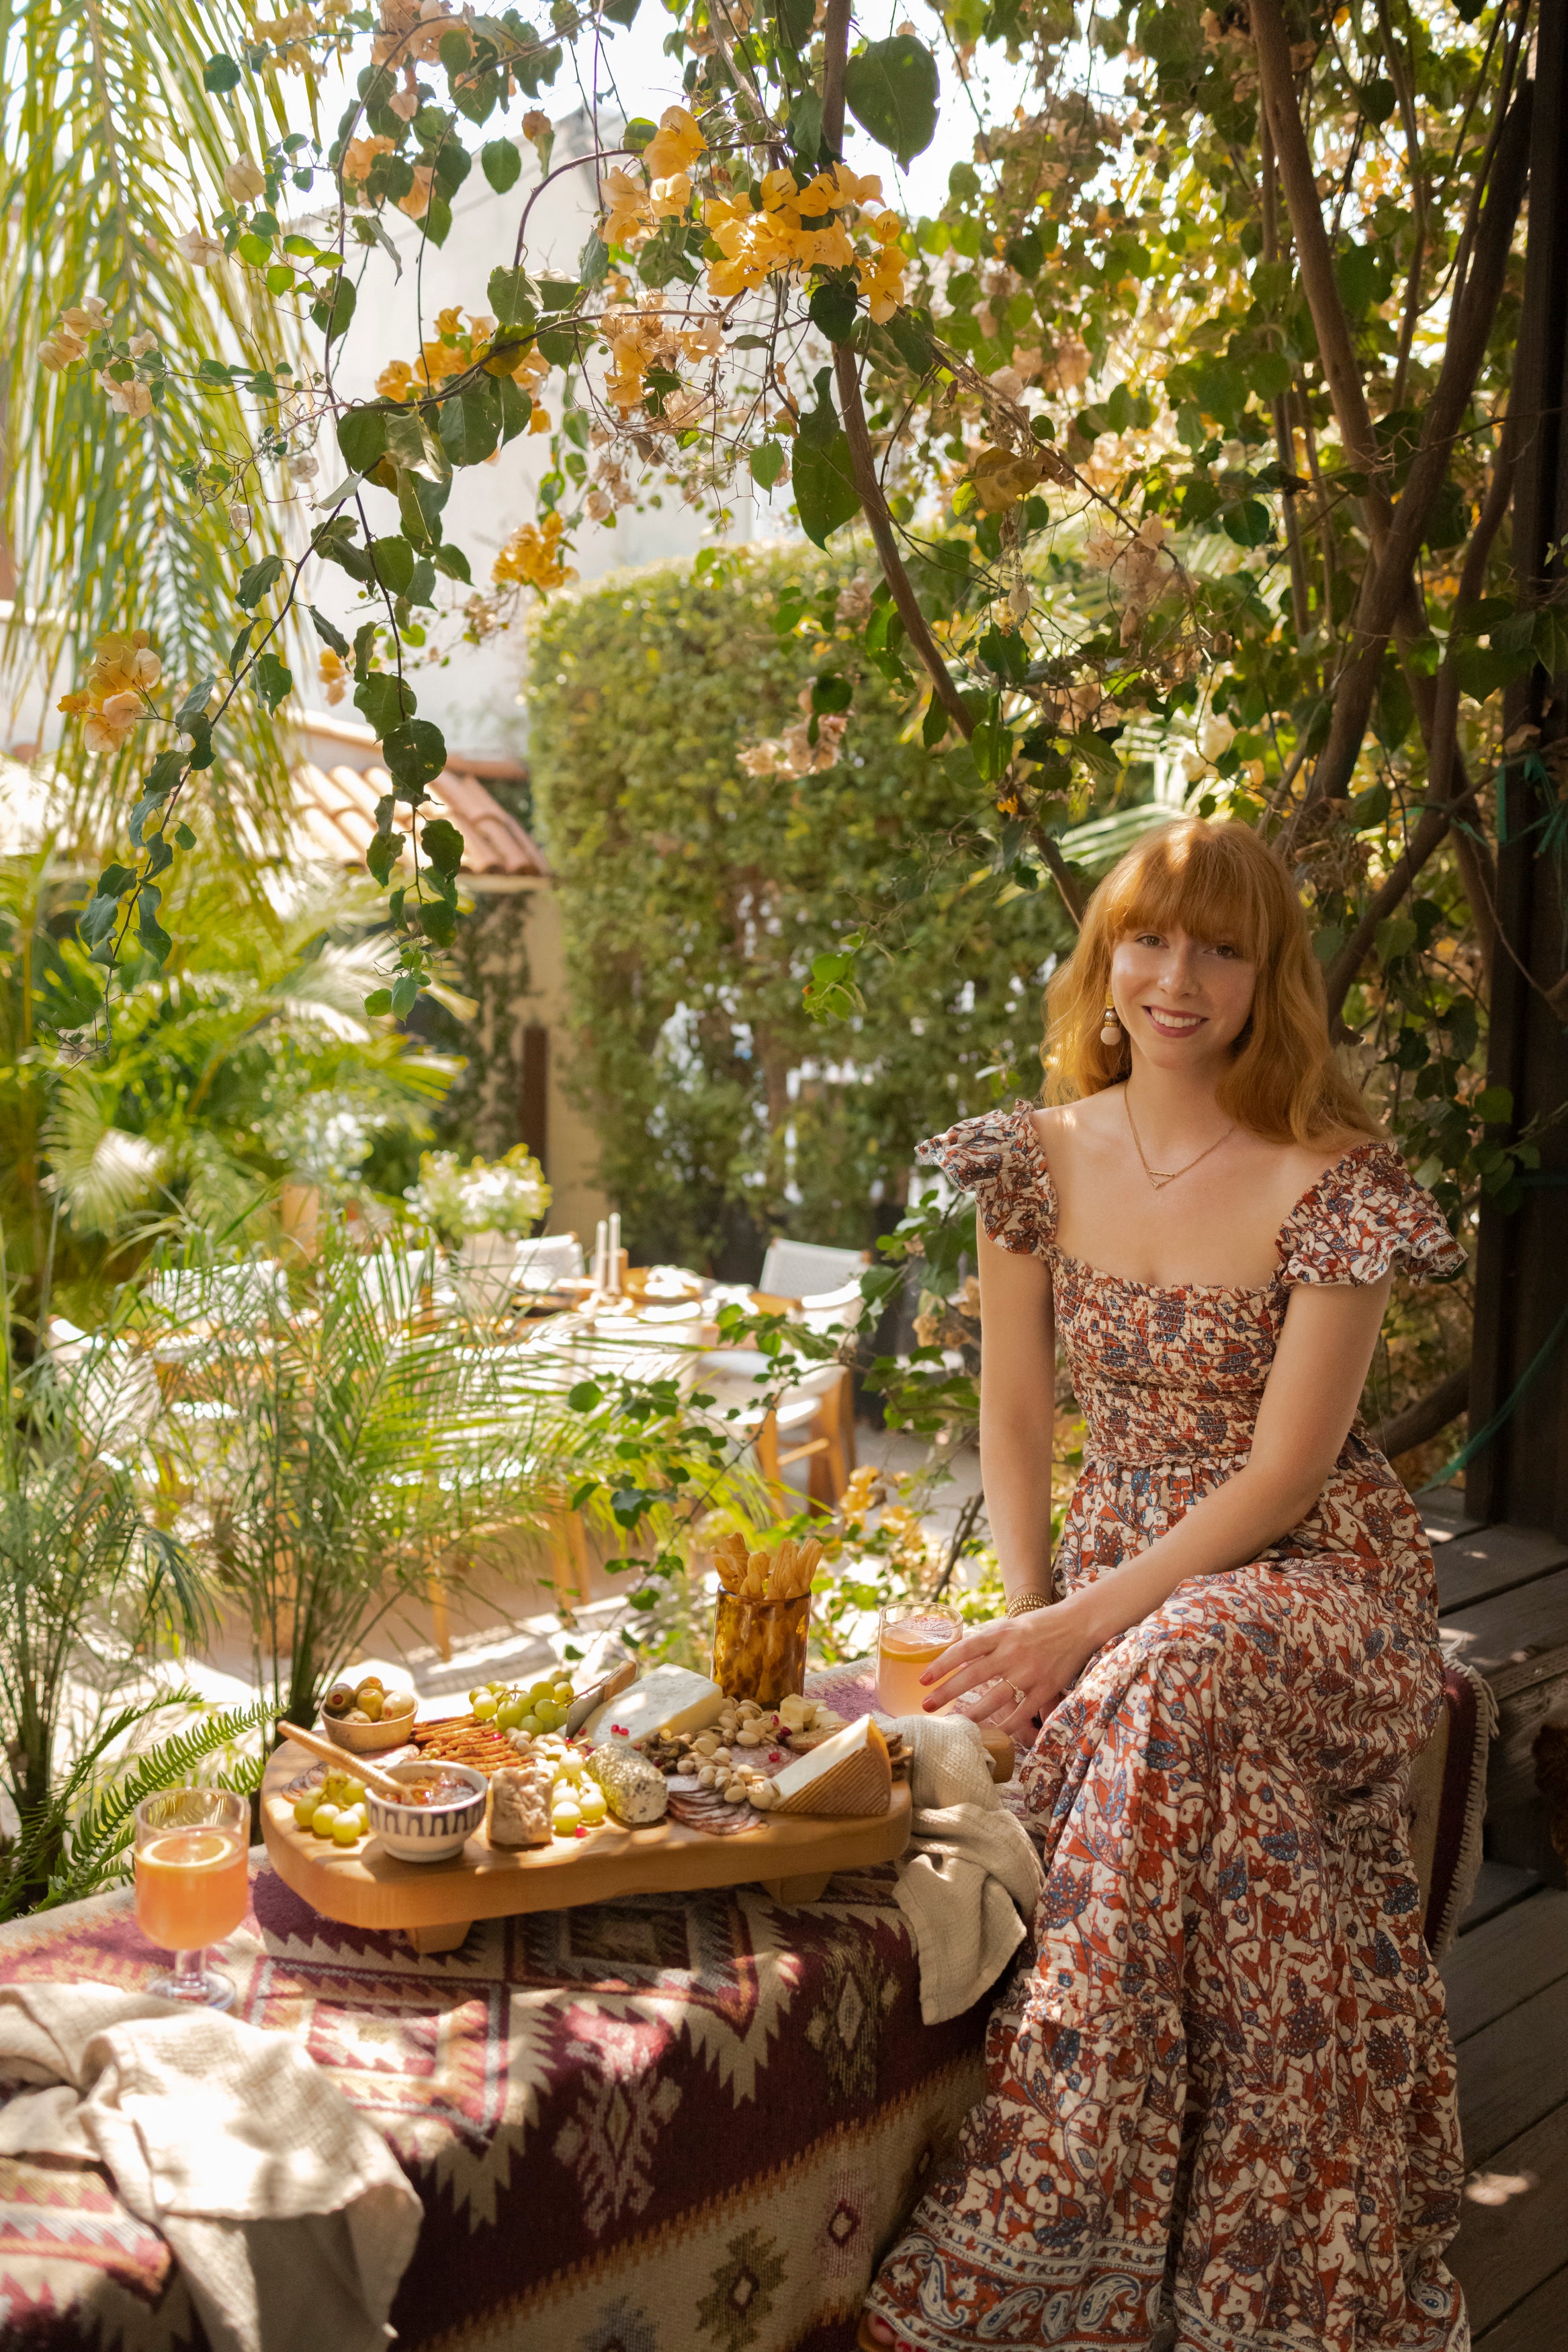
[[134, 1789, 249, 2009], [876, 1603, 963, 1716]]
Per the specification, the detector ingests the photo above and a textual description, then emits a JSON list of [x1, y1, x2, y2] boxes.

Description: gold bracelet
[[1004, 1590, 1052, 1618]]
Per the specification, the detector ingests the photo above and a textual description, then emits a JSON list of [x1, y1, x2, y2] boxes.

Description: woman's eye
[[1134, 932, 1163, 948]]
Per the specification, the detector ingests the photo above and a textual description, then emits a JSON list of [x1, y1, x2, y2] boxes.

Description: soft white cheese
[[580, 1665, 725, 1747]]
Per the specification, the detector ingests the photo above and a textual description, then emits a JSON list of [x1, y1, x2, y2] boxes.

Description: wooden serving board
[[261, 1738, 912, 1952]]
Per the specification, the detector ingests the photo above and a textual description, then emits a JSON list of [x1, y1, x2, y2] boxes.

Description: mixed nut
[[646, 1692, 850, 1812]]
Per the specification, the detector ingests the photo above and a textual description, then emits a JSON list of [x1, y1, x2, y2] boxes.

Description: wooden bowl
[[322, 1699, 418, 1755]]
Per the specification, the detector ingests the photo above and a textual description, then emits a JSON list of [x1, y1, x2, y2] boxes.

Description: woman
[[861, 818, 1467, 2352]]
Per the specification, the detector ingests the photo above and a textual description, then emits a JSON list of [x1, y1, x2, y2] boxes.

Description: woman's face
[[1109, 922, 1258, 1075]]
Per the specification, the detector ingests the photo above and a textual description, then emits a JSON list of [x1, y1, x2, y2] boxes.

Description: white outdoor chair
[[757, 1239, 868, 1302], [514, 1233, 586, 1292], [695, 1347, 855, 1513]]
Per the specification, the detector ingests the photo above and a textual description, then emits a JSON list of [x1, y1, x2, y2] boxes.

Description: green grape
[[293, 1795, 318, 1829], [578, 1790, 607, 1825], [517, 1712, 541, 1737], [551, 1798, 582, 1832], [529, 1679, 555, 1702], [340, 1779, 365, 1807], [468, 1687, 488, 1708], [310, 1804, 341, 1837], [496, 1699, 525, 1730], [533, 1701, 561, 1731], [331, 1813, 362, 1847], [472, 1693, 498, 1721], [552, 1681, 574, 1704]]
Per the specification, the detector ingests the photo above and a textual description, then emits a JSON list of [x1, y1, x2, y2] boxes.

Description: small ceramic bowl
[[366, 1760, 488, 1863], [321, 1695, 419, 1754]]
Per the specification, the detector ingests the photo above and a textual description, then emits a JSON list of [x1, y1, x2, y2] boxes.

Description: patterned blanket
[[0, 1855, 993, 2352]]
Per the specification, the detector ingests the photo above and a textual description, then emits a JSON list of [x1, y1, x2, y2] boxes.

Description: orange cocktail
[[136, 1826, 249, 1950], [877, 1605, 961, 1716], [134, 1789, 249, 2009]]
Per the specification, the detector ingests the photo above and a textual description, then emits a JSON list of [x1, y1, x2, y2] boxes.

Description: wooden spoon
[[275, 1721, 413, 1802]]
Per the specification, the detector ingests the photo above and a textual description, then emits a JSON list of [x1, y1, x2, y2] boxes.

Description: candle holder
[[712, 1588, 812, 1708]]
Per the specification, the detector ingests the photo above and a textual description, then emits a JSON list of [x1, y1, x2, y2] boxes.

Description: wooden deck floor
[[1443, 1882, 1568, 2349], [1426, 1507, 1568, 2352]]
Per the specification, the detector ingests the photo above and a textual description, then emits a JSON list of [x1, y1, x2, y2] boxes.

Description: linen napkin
[[889, 1714, 1045, 2024], [0, 1980, 421, 2352]]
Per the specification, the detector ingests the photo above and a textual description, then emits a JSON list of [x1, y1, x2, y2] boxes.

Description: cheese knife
[[564, 1655, 637, 1736]]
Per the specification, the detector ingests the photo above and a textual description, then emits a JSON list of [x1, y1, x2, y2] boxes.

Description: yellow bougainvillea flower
[[98, 372, 153, 419], [649, 169, 692, 220], [174, 228, 225, 265], [642, 104, 705, 180], [320, 648, 347, 706], [343, 134, 395, 187], [492, 511, 574, 593], [222, 153, 266, 203], [60, 630, 161, 757], [377, 358, 415, 401], [601, 165, 652, 247], [396, 165, 434, 220]]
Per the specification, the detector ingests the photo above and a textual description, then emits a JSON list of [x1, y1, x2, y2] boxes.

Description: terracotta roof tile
[[290, 755, 547, 880]]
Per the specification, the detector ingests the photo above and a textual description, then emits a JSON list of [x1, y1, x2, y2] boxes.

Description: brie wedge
[[580, 1665, 726, 1747]]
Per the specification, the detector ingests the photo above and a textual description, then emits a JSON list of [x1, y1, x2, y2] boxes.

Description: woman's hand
[[924, 1600, 1100, 1740]]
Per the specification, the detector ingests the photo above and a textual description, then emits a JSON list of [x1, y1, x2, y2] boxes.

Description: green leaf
[[390, 974, 421, 1018], [236, 552, 286, 610], [787, 87, 824, 160], [775, 0, 814, 48], [1475, 1085, 1514, 1125], [843, 34, 940, 167], [136, 882, 171, 966], [439, 385, 500, 466], [363, 986, 393, 1015], [337, 405, 390, 473], [1363, 75, 1396, 124], [792, 368, 860, 548], [312, 513, 369, 581], [307, 605, 351, 657], [498, 376, 533, 442], [808, 279, 859, 343], [355, 672, 417, 737], [432, 542, 474, 583], [750, 442, 787, 491], [971, 709, 1012, 782], [384, 718, 448, 790], [488, 267, 537, 329], [367, 829, 404, 884], [1222, 498, 1272, 547], [253, 651, 292, 710], [421, 815, 464, 874], [482, 137, 521, 192], [419, 898, 458, 946], [228, 621, 254, 673], [202, 52, 242, 91], [811, 672, 854, 714], [311, 274, 357, 344], [175, 675, 216, 730], [369, 534, 417, 593]]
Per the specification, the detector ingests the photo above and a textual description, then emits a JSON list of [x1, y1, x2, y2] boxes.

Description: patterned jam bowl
[[366, 1761, 488, 1863]]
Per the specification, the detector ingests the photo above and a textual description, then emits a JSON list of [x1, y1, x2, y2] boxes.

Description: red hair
[[1043, 817, 1377, 1144]]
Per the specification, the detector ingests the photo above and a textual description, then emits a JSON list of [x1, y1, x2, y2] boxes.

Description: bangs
[[1097, 821, 1272, 963]]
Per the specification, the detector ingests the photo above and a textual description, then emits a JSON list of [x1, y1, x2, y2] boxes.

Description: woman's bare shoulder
[[1028, 1093, 1122, 1163]]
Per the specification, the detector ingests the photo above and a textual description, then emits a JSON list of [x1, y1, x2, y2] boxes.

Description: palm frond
[[0, 0, 304, 828], [42, 1070, 165, 1232], [42, 1696, 273, 1909]]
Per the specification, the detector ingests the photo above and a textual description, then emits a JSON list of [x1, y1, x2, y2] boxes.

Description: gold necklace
[[1123, 1091, 1236, 1192]]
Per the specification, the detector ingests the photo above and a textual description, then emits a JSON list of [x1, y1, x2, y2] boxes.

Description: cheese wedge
[[580, 1665, 725, 1747], [771, 1716, 892, 1817]]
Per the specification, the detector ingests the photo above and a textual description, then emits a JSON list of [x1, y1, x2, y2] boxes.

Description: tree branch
[[1372, 1362, 1470, 1460], [1255, 0, 1534, 811], [820, 0, 1084, 926]]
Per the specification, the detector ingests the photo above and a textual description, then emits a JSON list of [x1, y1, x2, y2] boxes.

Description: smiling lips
[[1141, 1005, 1207, 1037]]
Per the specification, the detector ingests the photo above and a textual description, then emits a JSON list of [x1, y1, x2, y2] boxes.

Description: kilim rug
[[0, 1851, 994, 2352]]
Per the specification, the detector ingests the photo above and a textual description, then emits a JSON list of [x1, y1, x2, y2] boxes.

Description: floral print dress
[[865, 1106, 1469, 2352]]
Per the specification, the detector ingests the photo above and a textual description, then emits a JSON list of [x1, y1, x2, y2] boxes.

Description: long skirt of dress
[[865, 1560, 1468, 2352]]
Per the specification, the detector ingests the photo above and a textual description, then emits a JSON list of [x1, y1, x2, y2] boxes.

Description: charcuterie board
[[260, 1736, 913, 1952]]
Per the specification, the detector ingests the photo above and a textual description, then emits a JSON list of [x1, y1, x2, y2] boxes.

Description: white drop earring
[[1100, 997, 1123, 1048]]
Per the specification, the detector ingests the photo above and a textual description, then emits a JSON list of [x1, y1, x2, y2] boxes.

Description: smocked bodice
[[917, 1105, 1463, 1475]]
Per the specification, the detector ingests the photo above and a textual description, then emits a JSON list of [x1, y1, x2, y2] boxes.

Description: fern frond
[[44, 1699, 272, 1910]]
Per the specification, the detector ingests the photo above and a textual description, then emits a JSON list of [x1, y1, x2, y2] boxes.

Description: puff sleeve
[[915, 1103, 1057, 1260], [1277, 1142, 1465, 1287]]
